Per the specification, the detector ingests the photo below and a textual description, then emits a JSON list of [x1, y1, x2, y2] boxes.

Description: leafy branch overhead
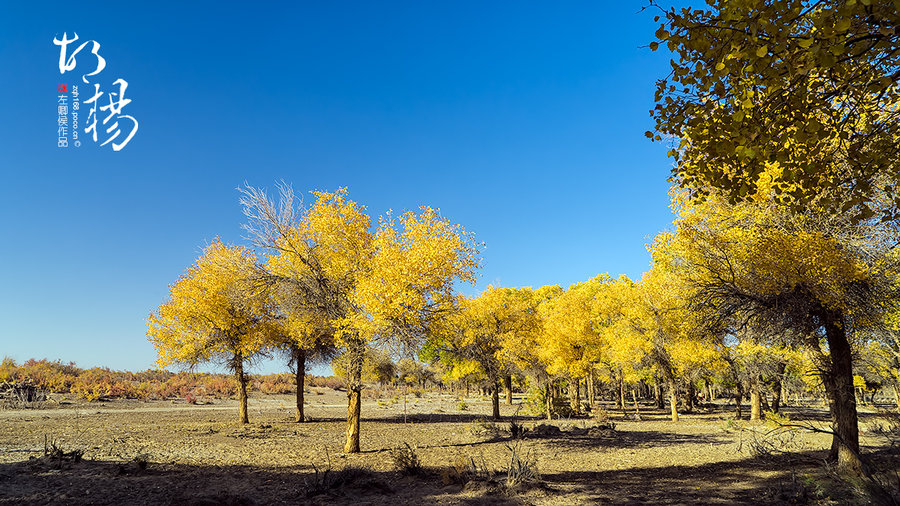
[[648, 0, 900, 220]]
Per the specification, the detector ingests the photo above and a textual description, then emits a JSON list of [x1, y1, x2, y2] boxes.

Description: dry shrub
[[304, 460, 391, 497], [253, 373, 295, 394], [870, 410, 900, 446], [307, 375, 345, 390], [529, 424, 562, 437], [738, 426, 802, 458], [0, 381, 46, 408], [470, 418, 502, 437], [509, 420, 528, 439], [441, 454, 491, 485], [389, 442, 422, 476], [505, 442, 539, 490], [41, 435, 83, 469], [591, 406, 610, 423]]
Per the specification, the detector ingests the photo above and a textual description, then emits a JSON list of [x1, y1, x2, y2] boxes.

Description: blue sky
[[0, 2, 676, 375]]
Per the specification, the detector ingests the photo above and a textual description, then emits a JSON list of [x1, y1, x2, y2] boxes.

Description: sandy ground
[[1, 389, 897, 505]]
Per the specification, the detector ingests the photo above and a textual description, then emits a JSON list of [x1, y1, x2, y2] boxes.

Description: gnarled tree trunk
[[545, 381, 553, 420], [686, 381, 696, 412], [770, 362, 785, 414], [294, 347, 306, 422], [750, 377, 761, 421], [822, 312, 865, 475], [668, 377, 679, 422], [344, 338, 365, 453], [632, 388, 642, 419], [234, 353, 249, 424], [505, 375, 513, 405], [616, 376, 625, 412], [587, 370, 595, 408], [491, 379, 501, 420]]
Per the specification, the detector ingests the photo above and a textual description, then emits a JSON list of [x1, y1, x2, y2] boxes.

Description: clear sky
[[0, 2, 677, 375]]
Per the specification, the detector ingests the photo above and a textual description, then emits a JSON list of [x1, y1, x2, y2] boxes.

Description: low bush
[[389, 442, 422, 476]]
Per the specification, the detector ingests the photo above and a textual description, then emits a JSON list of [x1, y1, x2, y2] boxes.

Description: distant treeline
[[0, 358, 344, 402]]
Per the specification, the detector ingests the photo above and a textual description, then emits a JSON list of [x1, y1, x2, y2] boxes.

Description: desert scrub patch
[[304, 465, 393, 498], [737, 425, 802, 458], [389, 442, 422, 476], [35, 434, 84, 470], [509, 419, 528, 439], [720, 417, 743, 433], [440, 454, 492, 485], [469, 418, 502, 437], [504, 441, 539, 490], [764, 410, 791, 428]]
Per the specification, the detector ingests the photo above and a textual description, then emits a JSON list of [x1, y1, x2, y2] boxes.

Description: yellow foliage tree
[[649, 0, 900, 220], [241, 183, 479, 452], [147, 239, 275, 424], [657, 186, 899, 474], [433, 287, 538, 419], [539, 275, 611, 414]]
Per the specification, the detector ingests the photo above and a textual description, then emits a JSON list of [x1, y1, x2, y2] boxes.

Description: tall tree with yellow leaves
[[240, 183, 479, 452], [657, 182, 899, 474], [431, 287, 536, 419], [539, 276, 611, 414], [147, 240, 276, 424]]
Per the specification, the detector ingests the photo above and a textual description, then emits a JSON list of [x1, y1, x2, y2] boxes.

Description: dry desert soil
[[1, 389, 898, 505]]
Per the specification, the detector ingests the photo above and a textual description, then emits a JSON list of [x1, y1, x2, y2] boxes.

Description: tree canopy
[[649, 0, 900, 220]]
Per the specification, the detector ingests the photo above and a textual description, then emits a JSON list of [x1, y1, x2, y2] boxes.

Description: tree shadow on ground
[[4, 445, 895, 505], [535, 427, 731, 451], [302, 412, 543, 425], [540, 449, 831, 505]]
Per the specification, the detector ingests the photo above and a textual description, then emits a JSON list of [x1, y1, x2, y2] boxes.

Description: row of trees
[[146, 180, 899, 472], [421, 180, 898, 475], [644, 0, 900, 476], [146, 0, 900, 478], [148, 186, 480, 453]]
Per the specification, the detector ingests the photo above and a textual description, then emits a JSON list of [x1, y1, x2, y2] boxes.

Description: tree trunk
[[545, 381, 553, 420], [706, 379, 714, 405], [734, 382, 743, 420], [750, 377, 761, 421], [668, 377, 679, 422], [294, 348, 306, 423], [505, 375, 513, 405], [686, 381, 696, 412], [632, 388, 641, 419], [616, 377, 624, 411], [235, 354, 249, 424], [491, 379, 501, 420], [344, 339, 364, 453], [771, 362, 785, 414], [587, 370, 595, 408], [655, 380, 664, 409], [822, 312, 865, 475]]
